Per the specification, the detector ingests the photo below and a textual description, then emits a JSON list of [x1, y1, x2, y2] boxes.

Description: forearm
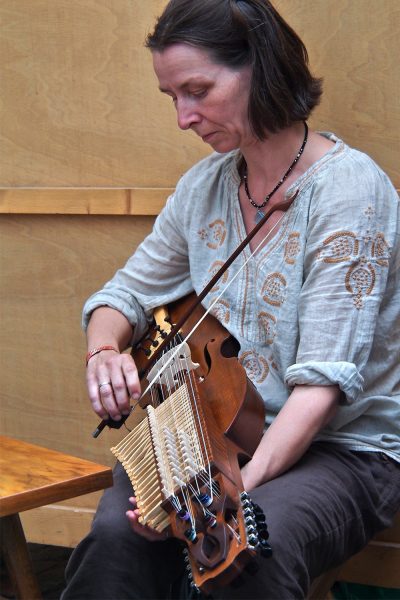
[[241, 385, 340, 491], [86, 306, 133, 352]]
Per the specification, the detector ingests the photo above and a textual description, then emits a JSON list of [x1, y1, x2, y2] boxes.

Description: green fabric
[[333, 582, 400, 599]]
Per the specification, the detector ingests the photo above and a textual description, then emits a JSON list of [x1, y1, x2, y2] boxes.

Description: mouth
[[200, 131, 218, 143]]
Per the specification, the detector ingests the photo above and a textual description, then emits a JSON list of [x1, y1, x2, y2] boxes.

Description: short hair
[[146, 0, 323, 139]]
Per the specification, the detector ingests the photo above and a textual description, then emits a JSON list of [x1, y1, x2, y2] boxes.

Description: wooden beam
[[1, 187, 397, 216], [0, 188, 173, 215]]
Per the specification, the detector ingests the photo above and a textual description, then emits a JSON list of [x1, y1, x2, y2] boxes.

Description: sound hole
[[220, 335, 240, 358]]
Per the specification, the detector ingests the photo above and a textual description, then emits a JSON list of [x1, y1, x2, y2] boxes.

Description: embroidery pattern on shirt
[[206, 260, 229, 293], [254, 222, 299, 347], [239, 350, 269, 384], [318, 230, 390, 309], [261, 272, 287, 307], [210, 298, 230, 324], [364, 205, 375, 218], [345, 257, 376, 309], [284, 232, 301, 264], [198, 219, 227, 249], [317, 231, 359, 263], [372, 233, 390, 267], [258, 311, 276, 344]]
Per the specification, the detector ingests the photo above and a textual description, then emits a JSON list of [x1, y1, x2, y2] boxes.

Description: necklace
[[243, 121, 308, 223]]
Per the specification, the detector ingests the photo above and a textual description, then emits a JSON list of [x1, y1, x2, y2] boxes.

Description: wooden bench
[[309, 511, 400, 599], [0, 435, 113, 600]]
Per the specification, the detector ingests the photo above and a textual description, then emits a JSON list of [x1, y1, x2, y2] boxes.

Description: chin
[[208, 140, 239, 154]]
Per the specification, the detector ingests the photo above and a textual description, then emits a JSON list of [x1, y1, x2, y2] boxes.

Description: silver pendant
[[255, 209, 265, 224]]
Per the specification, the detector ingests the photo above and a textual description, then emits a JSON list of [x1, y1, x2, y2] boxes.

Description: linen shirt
[[83, 134, 400, 462]]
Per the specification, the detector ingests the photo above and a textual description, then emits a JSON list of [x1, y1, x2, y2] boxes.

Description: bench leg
[[0, 513, 42, 600]]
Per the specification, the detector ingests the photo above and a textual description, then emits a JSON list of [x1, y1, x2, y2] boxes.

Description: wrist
[[241, 459, 266, 491], [86, 345, 119, 366]]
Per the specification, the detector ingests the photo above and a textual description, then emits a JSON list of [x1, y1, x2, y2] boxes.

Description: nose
[[176, 99, 200, 131]]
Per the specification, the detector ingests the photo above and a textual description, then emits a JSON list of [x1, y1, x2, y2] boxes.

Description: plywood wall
[[0, 0, 208, 188], [276, 0, 399, 187], [0, 0, 398, 547], [0, 214, 156, 545], [0, 0, 398, 191]]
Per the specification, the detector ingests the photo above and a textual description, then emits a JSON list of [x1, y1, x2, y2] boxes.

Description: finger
[[127, 497, 168, 541], [91, 359, 123, 420], [96, 354, 138, 418], [121, 355, 142, 400], [97, 378, 121, 420], [126, 510, 167, 542], [86, 366, 109, 419], [109, 362, 133, 416]]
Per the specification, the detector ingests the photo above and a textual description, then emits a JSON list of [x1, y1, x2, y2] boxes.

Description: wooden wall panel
[[0, 0, 208, 188], [0, 214, 154, 545], [20, 503, 98, 548], [0, 214, 153, 465], [275, 0, 399, 187], [0, 0, 398, 191]]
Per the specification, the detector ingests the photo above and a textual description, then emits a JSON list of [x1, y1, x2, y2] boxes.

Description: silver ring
[[98, 381, 112, 390]]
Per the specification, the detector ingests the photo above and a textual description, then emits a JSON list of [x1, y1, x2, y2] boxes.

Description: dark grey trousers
[[61, 443, 400, 600]]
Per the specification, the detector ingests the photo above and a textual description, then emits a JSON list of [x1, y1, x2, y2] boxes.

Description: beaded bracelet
[[86, 345, 119, 366]]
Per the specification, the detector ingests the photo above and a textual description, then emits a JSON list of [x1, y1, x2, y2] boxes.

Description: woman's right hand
[[85, 305, 141, 420], [86, 349, 141, 421]]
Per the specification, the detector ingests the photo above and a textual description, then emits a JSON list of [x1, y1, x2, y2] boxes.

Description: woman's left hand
[[126, 497, 169, 542]]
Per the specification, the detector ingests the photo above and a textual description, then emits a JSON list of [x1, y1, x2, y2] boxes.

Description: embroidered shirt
[[83, 134, 400, 462]]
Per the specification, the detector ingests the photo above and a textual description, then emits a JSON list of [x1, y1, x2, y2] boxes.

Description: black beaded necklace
[[243, 121, 308, 223]]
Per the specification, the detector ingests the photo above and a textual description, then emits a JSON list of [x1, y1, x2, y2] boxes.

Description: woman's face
[[153, 43, 254, 153]]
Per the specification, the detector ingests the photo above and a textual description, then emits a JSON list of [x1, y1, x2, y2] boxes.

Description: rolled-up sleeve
[[286, 361, 363, 402], [285, 153, 398, 403], [82, 182, 193, 345]]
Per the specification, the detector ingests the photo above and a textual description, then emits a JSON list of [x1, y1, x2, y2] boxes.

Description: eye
[[189, 89, 207, 98]]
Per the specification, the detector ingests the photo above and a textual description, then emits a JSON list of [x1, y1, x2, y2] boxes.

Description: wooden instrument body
[[112, 294, 266, 593], [137, 294, 265, 459]]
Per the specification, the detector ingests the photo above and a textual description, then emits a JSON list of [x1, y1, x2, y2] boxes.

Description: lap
[[215, 443, 400, 599], [62, 462, 183, 600], [62, 443, 400, 600]]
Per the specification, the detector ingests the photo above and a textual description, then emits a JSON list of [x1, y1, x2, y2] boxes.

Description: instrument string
[[181, 486, 196, 531], [226, 521, 241, 543], [181, 356, 214, 499]]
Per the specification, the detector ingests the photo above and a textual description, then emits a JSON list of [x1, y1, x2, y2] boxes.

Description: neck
[[241, 121, 307, 186]]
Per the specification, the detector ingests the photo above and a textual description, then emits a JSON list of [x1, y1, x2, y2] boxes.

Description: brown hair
[[146, 0, 322, 139]]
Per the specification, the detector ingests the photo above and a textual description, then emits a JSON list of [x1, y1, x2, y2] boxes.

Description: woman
[[62, 1, 400, 598]]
